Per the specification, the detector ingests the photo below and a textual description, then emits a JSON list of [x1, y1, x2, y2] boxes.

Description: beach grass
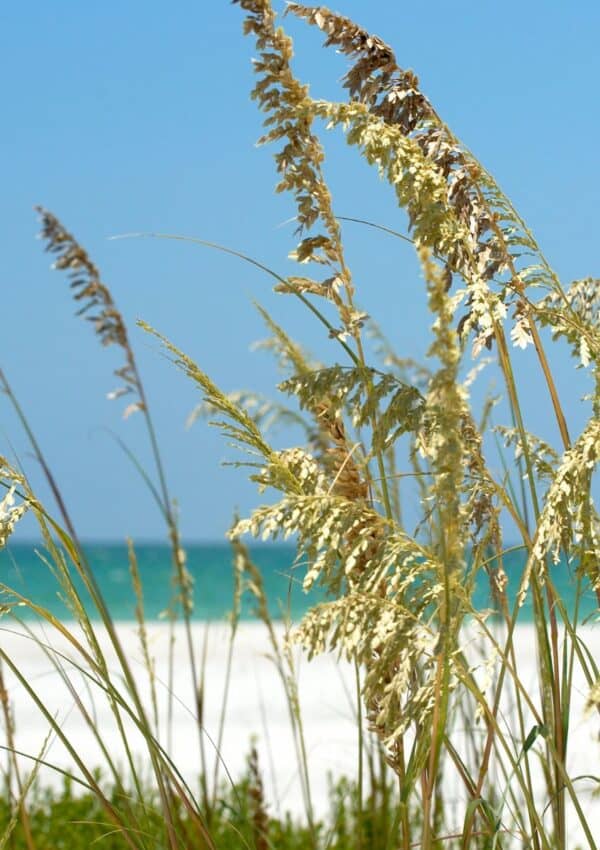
[[1, 1, 599, 848]]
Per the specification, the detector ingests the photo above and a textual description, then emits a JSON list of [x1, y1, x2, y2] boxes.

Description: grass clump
[[0, 1, 599, 848], [0, 767, 414, 850]]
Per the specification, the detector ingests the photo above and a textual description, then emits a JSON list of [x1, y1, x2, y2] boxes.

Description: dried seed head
[[0, 461, 28, 549], [36, 207, 144, 417], [286, 3, 561, 349]]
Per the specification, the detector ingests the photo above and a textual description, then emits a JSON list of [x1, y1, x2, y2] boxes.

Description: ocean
[[0, 542, 597, 623]]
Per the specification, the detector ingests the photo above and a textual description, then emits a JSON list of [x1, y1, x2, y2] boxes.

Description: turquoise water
[[0, 542, 597, 622]]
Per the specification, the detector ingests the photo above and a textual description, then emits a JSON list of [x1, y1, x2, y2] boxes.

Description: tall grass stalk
[[33, 207, 214, 815], [230, 537, 318, 845]]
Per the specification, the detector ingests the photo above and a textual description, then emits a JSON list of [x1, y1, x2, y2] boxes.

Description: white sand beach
[[1, 620, 599, 836]]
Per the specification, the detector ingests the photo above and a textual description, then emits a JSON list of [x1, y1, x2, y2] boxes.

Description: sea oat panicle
[[0, 460, 28, 548], [584, 677, 600, 717], [286, 3, 569, 353], [496, 426, 560, 484], [36, 206, 144, 417], [520, 417, 600, 604], [0, 489, 27, 549], [536, 276, 600, 369], [235, 0, 369, 344]]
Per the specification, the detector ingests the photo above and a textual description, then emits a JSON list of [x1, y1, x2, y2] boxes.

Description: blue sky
[[2, 0, 599, 541]]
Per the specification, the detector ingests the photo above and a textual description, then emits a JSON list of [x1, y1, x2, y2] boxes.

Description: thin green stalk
[[492, 323, 567, 846], [354, 659, 363, 850], [452, 658, 555, 850], [44, 527, 192, 849], [131, 354, 204, 815], [0, 662, 36, 850], [210, 622, 238, 812], [0, 650, 145, 850], [235, 542, 317, 845], [467, 610, 599, 849], [197, 621, 210, 818], [0, 616, 211, 844], [2, 358, 211, 845], [36, 210, 204, 815], [128, 541, 160, 736], [110, 232, 360, 366]]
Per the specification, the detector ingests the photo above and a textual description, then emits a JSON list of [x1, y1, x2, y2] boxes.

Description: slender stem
[[112, 233, 360, 366], [211, 622, 238, 810], [354, 660, 364, 850]]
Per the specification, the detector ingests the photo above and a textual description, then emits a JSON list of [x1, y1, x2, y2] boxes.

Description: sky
[[2, 0, 600, 541]]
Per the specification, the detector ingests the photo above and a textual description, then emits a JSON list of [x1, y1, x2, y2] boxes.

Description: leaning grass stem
[[0, 610, 214, 848], [420, 655, 445, 850], [128, 355, 207, 816], [234, 541, 317, 846], [0, 663, 36, 850], [467, 179, 572, 454], [491, 322, 565, 845], [0, 649, 146, 850], [210, 619, 238, 814], [35, 210, 206, 821], [470, 608, 599, 848], [113, 233, 361, 367], [453, 658, 554, 850], [197, 622, 210, 817], [128, 540, 160, 735], [526, 320, 571, 451], [354, 659, 364, 850], [17, 621, 145, 834], [475, 597, 541, 847], [41, 525, 194, 849], [0, 731, 49, 850]]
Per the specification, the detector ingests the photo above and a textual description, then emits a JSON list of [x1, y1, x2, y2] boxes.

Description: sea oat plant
[[0, 216, 227, 847], [32, 207, 209, 789], [0, 1, 599, 848], [137, 1, 600, 847]]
